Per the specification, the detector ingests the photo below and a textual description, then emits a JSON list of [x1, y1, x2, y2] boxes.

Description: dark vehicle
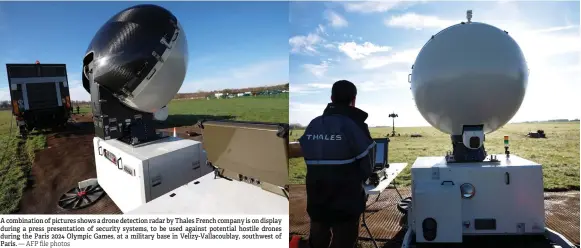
[[6, 62, 72, 136]]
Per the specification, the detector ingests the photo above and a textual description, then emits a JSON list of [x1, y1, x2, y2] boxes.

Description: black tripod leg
[[393, 179, 403, 200]]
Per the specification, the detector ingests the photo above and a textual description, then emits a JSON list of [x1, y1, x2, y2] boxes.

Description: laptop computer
[[367, 138, 390, 186]]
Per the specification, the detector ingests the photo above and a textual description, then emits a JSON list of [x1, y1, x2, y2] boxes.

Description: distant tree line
[[0, 101, 10, 109], [173, 83, 289, 100], [289, 123, 304, 129]]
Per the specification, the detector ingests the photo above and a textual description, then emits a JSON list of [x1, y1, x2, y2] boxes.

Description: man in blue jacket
[[299, 80, 375, 248]]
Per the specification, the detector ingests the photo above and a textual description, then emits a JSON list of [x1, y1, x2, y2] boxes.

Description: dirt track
[[289, 184, 580, 248], [16, 114, 205, 215]]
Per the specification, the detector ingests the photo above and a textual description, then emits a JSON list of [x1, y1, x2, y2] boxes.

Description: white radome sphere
[[411, 22, 529, 135]]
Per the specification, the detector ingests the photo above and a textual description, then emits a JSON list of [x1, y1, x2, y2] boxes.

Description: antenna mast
[[388, 112, 399, 137], [467, 10, 473, 23]]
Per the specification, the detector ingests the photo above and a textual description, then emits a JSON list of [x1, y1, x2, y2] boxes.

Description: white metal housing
[[410, 22, 528, 135], [93, 136, 210, 213], [408, 155, 545, 243], [127, 173, 289, 215]]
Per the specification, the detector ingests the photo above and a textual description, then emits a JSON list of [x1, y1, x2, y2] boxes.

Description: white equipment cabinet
[[93, 136, 210, 213], [408, 155, 545, 243], [127, 173, 289, 215]]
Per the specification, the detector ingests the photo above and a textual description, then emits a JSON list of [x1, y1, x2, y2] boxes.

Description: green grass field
[[167, 93, 288, 123], [289, 121, 580, 191], [0, 94, 288, 213]]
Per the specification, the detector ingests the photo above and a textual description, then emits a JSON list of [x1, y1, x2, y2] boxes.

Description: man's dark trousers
[[309, 216, 361, 248]]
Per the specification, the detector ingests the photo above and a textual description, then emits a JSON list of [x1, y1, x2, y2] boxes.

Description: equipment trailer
[[6, 62, 72, 137]]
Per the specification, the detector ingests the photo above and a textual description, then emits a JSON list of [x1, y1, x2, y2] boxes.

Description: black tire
[[397, 197, 412, 214]]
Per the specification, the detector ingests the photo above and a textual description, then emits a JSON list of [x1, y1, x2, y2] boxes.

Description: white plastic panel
[[94, 137, 146, 213], [414, 180, 462, 243]]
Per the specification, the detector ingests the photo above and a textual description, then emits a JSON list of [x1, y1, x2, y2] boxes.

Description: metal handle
[[408, 74, 412, 83], [117, 158, 123, 170], [98, 146, 102, 155], [441, 180, 454, 186], [505, 172, 510, 185], [146, 68, 157, 80]]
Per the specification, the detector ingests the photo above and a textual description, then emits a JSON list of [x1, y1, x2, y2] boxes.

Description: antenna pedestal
[[87, 63, 162, 146], [445, 125, 487, 163]]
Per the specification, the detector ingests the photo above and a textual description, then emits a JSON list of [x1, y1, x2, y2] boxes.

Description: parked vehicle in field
[[6, 62, 72, 136]]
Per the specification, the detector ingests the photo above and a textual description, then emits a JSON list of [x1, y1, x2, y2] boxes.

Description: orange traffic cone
[[173, 127, 177, 137]]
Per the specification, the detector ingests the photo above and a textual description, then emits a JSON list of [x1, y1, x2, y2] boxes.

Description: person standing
[[298, 80, 375, 248]]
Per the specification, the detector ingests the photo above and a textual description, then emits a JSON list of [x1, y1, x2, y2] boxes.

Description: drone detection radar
[[70, 4, 289, 214], [410, 10, 528, 162], [82, 4, 188, 145], [401, 11, 575, 247], [71, 4, 208, 214]]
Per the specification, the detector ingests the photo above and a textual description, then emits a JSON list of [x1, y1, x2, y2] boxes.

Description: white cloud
[[323, 43, 335, 49], [316, 24, 326, 35], [337, 41, 392, 60], [353, 70, 410, 92], [290, 85, 323, 95], [290, 82, 333, 95], [324, 10, 348, 28], [512, 28, 580, 69], [289, 102, 327, 125], [533, 25, 578, 34], [307, 83, 333, 89], [385, 13, 457, 30], [362, 48, 420, 69], [289, 33, 323, 55], [302, 61, 329, 78], [343, 1, 406, 13]]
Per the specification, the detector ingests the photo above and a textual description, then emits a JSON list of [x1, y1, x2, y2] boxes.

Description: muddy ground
[[16, 114, 204, 214], [289, 185, 580, 248]]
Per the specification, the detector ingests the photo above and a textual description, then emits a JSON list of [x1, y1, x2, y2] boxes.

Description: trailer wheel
[[57, 184, 105, 210], [397, 197, 412, 214]]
